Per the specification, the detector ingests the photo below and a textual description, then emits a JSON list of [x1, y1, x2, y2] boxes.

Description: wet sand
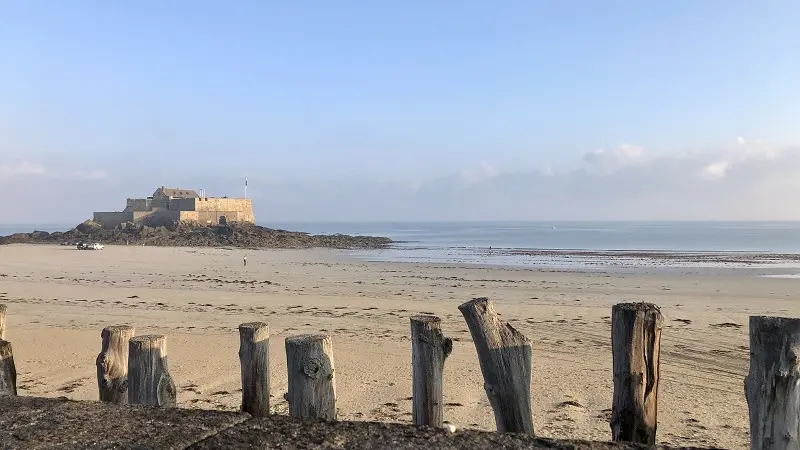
[[1, 244, 795, 448]]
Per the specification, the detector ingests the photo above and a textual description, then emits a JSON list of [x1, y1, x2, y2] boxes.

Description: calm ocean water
[[265, 221, 800, 253], [0, 224, 75, 236], [265, 222, 800, 270]]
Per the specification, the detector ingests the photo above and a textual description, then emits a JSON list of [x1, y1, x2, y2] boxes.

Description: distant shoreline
[[391, 241, 793, 253], [8, 238, 800, 260], [5, 220, 800, 255], [348, 244, 800, 271]]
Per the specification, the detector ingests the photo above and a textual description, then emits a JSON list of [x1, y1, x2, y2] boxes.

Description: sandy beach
[[1, 244, 797, 448]]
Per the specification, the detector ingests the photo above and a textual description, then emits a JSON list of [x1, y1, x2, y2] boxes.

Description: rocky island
[[1, 186, 393, 249], [0, 220, 393, 249]]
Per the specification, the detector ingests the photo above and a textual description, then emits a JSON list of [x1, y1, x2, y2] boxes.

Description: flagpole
[[245, 178, 248, 199]]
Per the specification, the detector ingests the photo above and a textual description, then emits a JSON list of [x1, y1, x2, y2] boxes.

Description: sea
[[258, 221, 800, 271], [5, 221, 800, 271]]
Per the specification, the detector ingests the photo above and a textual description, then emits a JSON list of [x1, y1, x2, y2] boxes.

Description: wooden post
[[128, 335, 176, 407], [0, 340, 16, 396], [458, 298, 533, 434], [611, 302, 663, 444], [745, 316, 800, 450], [239, 322, 270, 417], [0, 304, 6, 340], [411, 315, 453, 427], [96, 325, 135, 404], [285, 334, 336, 420]]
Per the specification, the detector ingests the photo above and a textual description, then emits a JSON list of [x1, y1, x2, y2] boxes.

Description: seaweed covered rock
[[1, 221, 392, 250], [76, 220, 103, 233]]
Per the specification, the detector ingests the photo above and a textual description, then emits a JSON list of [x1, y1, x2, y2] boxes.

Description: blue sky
[[2, 1, 800, 222]]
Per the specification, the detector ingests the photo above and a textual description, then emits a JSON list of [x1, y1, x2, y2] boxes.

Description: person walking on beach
[[243, 255, 247, 266]]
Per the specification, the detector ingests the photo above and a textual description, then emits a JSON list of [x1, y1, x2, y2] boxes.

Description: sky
[[2, 1, 800, 223]]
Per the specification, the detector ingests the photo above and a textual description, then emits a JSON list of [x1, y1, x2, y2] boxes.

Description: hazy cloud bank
[[2, 140, 799, 223]]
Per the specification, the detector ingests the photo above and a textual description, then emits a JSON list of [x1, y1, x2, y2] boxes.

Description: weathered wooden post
[[411, 315, 453, 427], [611, 302, 663, 444], [458, 297, 534, 434], [97, 325, 135, 404], [0, 304, 7, 340], [239, 322, 270, 417], [0, 340, 16, 396], [745, 316, 800, 450], [128, 335, 176, 407], [285, 334, 336, 420]]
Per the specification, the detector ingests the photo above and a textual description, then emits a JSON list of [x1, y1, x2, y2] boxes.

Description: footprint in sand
[[710, 322, 741, 329], [57, 378, 89, 394]]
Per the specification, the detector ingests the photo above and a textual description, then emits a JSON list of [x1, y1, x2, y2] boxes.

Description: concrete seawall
[[0, 396, 713, 449]]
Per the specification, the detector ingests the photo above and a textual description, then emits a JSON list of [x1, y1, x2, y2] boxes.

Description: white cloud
[[0, 160, 46, 178], [0, 159, 107, 180], [737, 136, 779, 160], [68, 169, 108, 180], [700, 160, 730, 180], [582, 144, 645, 174], [459, 160, 499, 184], [693, 138, 787, 181]]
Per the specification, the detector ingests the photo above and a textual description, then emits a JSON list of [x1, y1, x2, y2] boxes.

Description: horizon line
[[5, 219, 800, 227]]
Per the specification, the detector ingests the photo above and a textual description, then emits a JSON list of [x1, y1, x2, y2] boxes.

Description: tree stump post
[[458, 298, 534, 434], [97, 325, 135, 404], [0, 340, 16, 396], [745, 316, 800, 450], [285, 334, 336, 420], [0, 304, 7, 340], [239, 322, 270, 417], [611, 302, 663, 444], [128, 335, 176, 407], [411, 315, 453, 427]]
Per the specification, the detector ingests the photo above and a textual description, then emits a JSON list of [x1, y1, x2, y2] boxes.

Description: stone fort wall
[[194, 198, 255, 224], [93, 198, 255, 228]]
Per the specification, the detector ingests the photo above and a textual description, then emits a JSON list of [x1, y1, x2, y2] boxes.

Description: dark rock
[[0, 221, 392, 250], [76, 220, 102, 233]]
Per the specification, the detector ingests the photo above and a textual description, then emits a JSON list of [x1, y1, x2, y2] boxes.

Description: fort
[[92, 186, 255, 228]]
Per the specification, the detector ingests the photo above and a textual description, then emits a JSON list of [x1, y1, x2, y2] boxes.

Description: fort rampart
[[92, 186, 254, 227]]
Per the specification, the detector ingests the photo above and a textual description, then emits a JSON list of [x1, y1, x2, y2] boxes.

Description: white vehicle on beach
[[77, 242, 104, 250]]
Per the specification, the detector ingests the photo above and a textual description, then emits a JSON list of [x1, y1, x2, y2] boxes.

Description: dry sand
[[1, 244, 796, 448]]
